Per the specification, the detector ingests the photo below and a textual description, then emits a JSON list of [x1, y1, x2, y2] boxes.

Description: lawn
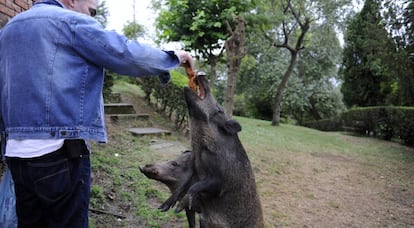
[[88, 82, 414, 227]]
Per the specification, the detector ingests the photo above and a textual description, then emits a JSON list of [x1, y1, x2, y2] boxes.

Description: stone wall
[[0, 0, 34, 27]]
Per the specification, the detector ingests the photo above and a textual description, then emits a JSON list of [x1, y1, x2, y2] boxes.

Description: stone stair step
[[107, 114, 149, 122], [129, 128, 171, 137], [104, 103, 136, 114]]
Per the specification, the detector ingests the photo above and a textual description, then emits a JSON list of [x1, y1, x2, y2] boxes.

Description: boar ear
[[222, 119, 242, 134]]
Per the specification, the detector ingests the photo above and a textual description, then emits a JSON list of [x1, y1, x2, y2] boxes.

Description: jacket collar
[[34, 0, 65, 8]]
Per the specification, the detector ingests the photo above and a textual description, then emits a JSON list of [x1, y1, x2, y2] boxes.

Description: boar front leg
[[176, 150, 224, 212], [175, 175, 222, 212], [158, 173, 194, 212]]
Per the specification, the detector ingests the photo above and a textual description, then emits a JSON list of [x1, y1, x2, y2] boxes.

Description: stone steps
[[129, 127, 171, 137], [107, 113, 149, 122], [105, 96, 171, 137], [104, 103, 136, 114]]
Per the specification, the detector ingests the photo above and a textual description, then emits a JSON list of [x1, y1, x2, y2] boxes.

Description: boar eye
[[171, 161, 179, 166]]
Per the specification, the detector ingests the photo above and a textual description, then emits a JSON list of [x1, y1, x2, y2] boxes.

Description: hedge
[[140, 70, 190, 130], [301, 118, 342, 132], [303, 106, 414, 147]]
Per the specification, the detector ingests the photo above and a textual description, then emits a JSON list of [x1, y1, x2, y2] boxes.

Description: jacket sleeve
[[70, 16, 179, 83]]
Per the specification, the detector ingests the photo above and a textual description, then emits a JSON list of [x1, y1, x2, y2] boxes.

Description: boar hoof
[[158, 199, 176, 212], [175, 194, 194, 213]]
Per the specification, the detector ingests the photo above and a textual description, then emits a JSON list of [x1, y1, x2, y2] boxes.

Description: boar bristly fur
[[178, 73, 264, 227]]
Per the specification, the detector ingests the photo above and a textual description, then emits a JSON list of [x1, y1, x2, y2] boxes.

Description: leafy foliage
[[340, 0, 400, 107], [247, 0, 353, 125], [341, 107, 414, 146], [155, 0, 252, 57], [122, 21, 145, 40], [103, 69, 116, 103], [95, 0, 109, 27], [303, 106, 414, 147], [154, 0, 254, 91], [139, 70, 190, 130], [237, 10, 346, 123], [397, 0, 414, 105]]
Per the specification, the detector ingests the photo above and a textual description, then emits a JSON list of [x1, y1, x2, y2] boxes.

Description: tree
[[95, 0, 109, 28], [155, 0, 251, 80], [291, 23, 346, 123], [402, 0, 414, 105], [154, 0, 253, 116], [123, 22, 145, 40], [224, 16, 246, 117], [255, 0, 352, 126], [237, 33, 287, 120], [398, 0, 414, 105], [259, 0, 311, 126], [237, 22, 345, 123], [340, 0, 396, 107]]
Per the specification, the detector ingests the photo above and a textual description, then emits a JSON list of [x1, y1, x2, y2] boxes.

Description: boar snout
[[139, 165, 159, 177]]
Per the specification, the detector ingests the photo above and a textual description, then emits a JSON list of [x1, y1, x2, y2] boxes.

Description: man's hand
[[175, 50, 195, 70]]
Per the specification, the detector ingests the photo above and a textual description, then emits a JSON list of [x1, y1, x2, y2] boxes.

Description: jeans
[[6, 140, 91, 228]]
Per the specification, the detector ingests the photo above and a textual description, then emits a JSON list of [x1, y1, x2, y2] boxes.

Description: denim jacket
[[0, 0, 179, 143]]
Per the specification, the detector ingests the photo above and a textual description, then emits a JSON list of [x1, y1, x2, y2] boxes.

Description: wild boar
[[139, 150, 202, 228], [175, 72, 264, 227]]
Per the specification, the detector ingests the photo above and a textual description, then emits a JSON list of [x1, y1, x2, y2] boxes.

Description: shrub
[[139, 70, 190, 130], [303, 106, 414, 147], [302, 118, 342, 132], [340, 107, 414, 145]]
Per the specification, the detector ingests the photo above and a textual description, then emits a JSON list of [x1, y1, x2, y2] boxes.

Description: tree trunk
[[209, 58, 217, 90], [224, 64, 237, 117], [270, 1, 310, 126], [272, 52, 298, 126], [224, 16, 246, 118], [308, 98, 322, 120]]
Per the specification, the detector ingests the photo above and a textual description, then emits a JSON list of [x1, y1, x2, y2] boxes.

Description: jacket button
[[50, 131, 56, 137], [61, 131, 67, 136]]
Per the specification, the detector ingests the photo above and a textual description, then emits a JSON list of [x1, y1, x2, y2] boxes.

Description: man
[[0, 0, 194, 227]]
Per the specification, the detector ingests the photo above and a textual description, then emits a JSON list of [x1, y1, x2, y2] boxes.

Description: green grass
[[236, 116, 414, 163], [89, 126, 185, 227], [112, 79, 145, 97]]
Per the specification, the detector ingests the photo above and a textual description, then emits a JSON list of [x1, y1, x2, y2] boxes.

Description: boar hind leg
[[185, 208, 196, 228]]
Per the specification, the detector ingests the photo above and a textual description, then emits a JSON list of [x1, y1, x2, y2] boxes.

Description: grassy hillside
[[88, 81, 414, 227]]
